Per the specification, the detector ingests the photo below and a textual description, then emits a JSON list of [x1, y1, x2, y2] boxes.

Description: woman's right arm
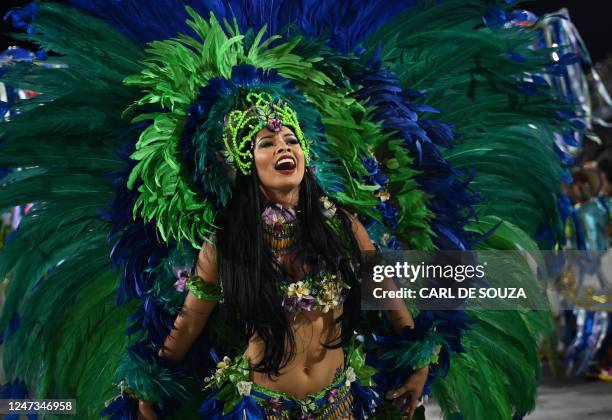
[[138, 241, 219, 420], [159, 241, 220, 360]]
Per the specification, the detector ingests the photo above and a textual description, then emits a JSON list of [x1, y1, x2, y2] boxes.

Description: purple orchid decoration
[[268, 117, 282, 132], [261, 204, 296, 226], [298, 295, 316, 311], [282, 295, 316, 313], [267, 397, 284, 413], [172, 267, 190, 292], [326, 388, 339, 404]]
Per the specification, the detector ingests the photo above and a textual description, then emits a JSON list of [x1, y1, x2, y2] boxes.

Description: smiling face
[[253, 125, 305, 198]]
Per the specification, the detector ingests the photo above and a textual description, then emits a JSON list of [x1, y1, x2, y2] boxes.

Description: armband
[[186, 274, 223, 302]]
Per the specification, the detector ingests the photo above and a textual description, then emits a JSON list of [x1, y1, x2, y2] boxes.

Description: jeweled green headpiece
[[223, 92, 310, 175]]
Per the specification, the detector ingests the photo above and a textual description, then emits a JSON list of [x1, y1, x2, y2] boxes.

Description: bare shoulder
[[340, 209, 376, 251], [195, 235, 219, 284]]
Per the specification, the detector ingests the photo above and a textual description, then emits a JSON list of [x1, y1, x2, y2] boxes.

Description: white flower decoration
[[345, 367, 356, 387], [217, 356, 231, 370], [320, 196, 337, 218], [236, 380, 252, 396], [286, 281, 310, 299], [377, 189, 391, 202]]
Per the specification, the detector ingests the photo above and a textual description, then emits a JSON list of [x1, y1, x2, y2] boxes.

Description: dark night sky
[[1, 0, 612, 64], [524, 0, 612, 63]]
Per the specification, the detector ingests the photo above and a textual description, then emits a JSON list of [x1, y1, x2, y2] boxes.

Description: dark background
[[524, 0, 612, 63], [1, 1, 612, 64]]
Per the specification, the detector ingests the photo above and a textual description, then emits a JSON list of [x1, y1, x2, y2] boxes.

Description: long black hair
[[213, 169, 362, 375]]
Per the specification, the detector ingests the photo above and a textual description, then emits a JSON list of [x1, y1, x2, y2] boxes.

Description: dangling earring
[[320, 196, 337, 218]]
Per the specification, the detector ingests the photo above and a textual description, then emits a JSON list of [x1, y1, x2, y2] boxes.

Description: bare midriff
[[244, 304, 345, 400], [243, 249, 347, 399]]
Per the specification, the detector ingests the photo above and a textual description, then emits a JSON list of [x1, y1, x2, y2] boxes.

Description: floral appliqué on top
[[279, 272, 349, 313]]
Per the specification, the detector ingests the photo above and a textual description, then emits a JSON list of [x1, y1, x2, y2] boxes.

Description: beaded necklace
[[261, 204, 299, 256]]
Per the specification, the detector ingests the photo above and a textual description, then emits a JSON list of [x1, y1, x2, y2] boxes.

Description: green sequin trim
[[186, 275, 223, 301]]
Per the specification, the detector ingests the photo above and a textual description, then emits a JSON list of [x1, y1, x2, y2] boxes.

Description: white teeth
[[275, 157, 296, 169]]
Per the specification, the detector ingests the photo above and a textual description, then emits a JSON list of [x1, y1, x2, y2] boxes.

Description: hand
[[385, 366, 429, 419], [137, 400, 158, 420]]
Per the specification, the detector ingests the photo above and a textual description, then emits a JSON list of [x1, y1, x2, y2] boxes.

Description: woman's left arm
[[348, 213, 428, 419]]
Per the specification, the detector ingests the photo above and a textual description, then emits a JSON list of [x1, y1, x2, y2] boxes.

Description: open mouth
[[274, 156, 296, 172]]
